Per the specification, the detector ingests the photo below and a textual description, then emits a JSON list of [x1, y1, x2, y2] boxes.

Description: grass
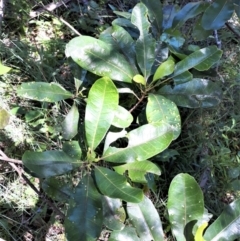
[[1, 0, 240, 240]]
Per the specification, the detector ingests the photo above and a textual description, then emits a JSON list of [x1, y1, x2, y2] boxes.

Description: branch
[[0, 149, 65, 219], [129, 94, 146, 113], [225, 22, 240, 40]]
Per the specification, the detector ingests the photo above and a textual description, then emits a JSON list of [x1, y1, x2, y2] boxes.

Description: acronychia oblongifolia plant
[[16, 0, 240, 240]]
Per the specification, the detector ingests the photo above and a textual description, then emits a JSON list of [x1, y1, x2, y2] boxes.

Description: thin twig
[[225, 22, 240, 40], [129, 94, 146, 113], [0, 149, 65, 219], [0, 155, 22, 164]]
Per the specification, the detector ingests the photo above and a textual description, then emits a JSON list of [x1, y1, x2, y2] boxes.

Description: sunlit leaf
[[85, 77, 118, 150], [153, 58, 175, 82], [112, 105, 133, 128], [66, 36, 134, 83], [127, 196, 164, 241], [94, 166, 143, 203], [0, 108, 10, 129], [0, 62, 11, 75], [133, 74, 146, 85], [167, 174, 204, 241], [17, 82, 73, 102]]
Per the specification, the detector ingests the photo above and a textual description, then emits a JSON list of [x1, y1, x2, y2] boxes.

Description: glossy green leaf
[[0, 108, 10, 129], [65, 175, 103, 241], [204, 199, 240, 241], [172, 2, 209, 30], [112, 105, 133, 129], [85, 77, 118, 150], [158, 78, 222, 108], [141, 0, 163, 36], [153, 58, 175, 82], [114, 160, 161, 184], [202, 0, 235, 30], [109, 227, 140, 241], [41, 177, 73, 202], [102, 197, 125, 230], [112, 25, 138, 74], [173, 46, 222, 79], [132, 3, 156, 79], [65, 36, 134, 83], [94, 166, 143, 203], [17, 82, 73, 102], [0, 62, 11, 75], [167, 173, 204, 241], [22, 142, 82, 178], [162, 5, 177, 30], [146, 94, 181, 140], [127, 196, 165, 241], [62, 103, 79, 140], [192, 17, 212, 41], [103, 123, 173, 163], [62, 141, 82, 160], [113, 11, 131, 19], [173, 71, 193, 84], [112, 18, 137, 29]]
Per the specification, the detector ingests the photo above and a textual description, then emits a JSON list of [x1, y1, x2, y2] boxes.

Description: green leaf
[[146, 94, 181, 140], [41, 177, 73, 202], [167, 174, 204, 241], [17, 82, 73, 102], [133, 74, 146, 85], [112, 25, 138, 74], [0, 62, 11, 75], [62, 141, 82, 160], [112, 105, 133, 129], [201, 0, 235, 30], [65, 36, 134, 83], [103, 123, 173, 163], [62, 103, 79, 140], [85, 77, 118, 150], [94, 166, 143, 203], [173, 71, 193, 85], [153, 58, 175, 82], [109, 227, 140, 241], [141, 0, 163, 36], [104, 130, 127, 152], [0, 108, 10, 129], [192, 17, 212, 41], [173, 46, 222, 80], [65, 175, 103, 241], [158, 78, 222, 108], [23, 142, 82, 178], [132, 3, 156, 79], [195, 222, 208, 241], [202, 0, 234, 30], [172, 2, 209, 30], [204, 199, 240, 241], [127, 196, 165, 241], [102, 197, 125, 230], [114, 160, 161, 184]]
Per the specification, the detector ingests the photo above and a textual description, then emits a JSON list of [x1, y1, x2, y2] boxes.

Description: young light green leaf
[[0, 108, 10, 129], [65, 175, 103, 241], [109, 227, 140, 241], [153, 58, 175, 82], [112, 105, 133, 129], [65, 36, 134, 83], [114, 160, 161, 184], [17, 82, 73, 102], [0, 62, 11, 75], [204, 199, 240, 241], [103, 123, 173, 163], [127, 196, 165, 241], [85, 77, 118, 151], [94, 166, 144, 203], [202, 0, 235, 30], [158, 78, 222, 108], [102, 197, 126, 231], [62, 103, 79, 140], [133, 74, 146, 85], [22, 149, 82, 178], [132, 3, 156, 79], [167, 174, 204, 241], [146, 94, 181, 140], [173, 46, 222, 79]]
